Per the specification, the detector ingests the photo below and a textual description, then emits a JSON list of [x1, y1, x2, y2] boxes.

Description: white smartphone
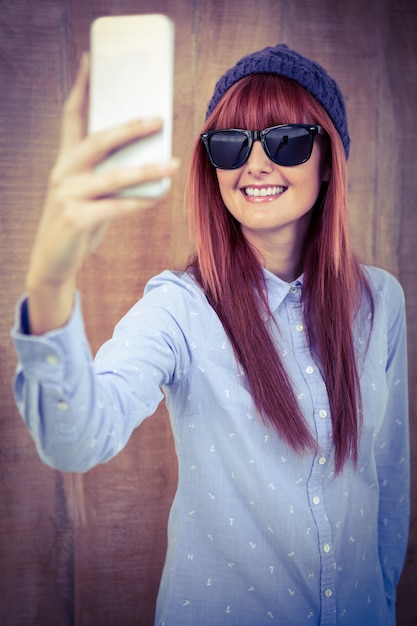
[[89, 14, 174, 197]]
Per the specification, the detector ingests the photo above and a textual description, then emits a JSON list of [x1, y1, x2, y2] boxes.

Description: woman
[[12, 44, 409, 625]]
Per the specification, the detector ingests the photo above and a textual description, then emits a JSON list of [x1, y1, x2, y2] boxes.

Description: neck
[[242, 215, 311, 283]]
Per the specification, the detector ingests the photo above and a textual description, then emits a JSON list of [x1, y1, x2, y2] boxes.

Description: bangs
[[211, 74, 316, 130]]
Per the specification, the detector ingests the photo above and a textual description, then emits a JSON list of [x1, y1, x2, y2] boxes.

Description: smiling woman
[[187, 65, 367, 474]]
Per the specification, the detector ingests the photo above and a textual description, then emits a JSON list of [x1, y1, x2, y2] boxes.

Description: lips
[[243, 185, 286, 197]]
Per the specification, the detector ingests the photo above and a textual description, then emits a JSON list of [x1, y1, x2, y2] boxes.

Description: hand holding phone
[[89, 14, 175, 197], [26, 43, 179, 336]]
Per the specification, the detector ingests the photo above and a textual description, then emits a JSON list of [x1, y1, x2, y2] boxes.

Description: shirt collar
[[262, 267, 304, 313]]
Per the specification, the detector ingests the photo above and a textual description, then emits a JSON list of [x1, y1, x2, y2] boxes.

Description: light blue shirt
[[11, 266, 409, 626]]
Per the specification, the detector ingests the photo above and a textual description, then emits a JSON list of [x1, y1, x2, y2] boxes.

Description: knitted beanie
[[205, 44, 350, 158]]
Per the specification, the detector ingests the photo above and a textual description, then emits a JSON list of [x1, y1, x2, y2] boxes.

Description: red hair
[[186, 74, 373, 472]]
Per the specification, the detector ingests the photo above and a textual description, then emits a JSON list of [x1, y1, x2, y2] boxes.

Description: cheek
[[216, 170, 239, 205], [294, 163, 326, 211], [216, 170, 233, 190], [296, 147, 330, 199]]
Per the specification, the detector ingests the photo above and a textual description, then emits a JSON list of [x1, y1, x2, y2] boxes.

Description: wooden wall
[[1, 0, 416, 624]]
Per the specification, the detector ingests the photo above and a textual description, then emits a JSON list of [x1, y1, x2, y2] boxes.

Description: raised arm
[[26, 54, 179, 335]]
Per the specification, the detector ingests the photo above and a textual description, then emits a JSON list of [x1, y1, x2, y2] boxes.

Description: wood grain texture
[[1, 0, 415, 624]]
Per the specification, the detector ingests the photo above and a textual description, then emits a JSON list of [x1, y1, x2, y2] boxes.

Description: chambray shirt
[[12, 266, 409, 626]]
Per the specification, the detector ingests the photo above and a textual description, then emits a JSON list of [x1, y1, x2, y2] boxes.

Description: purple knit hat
[[205, 44, 350, 158]]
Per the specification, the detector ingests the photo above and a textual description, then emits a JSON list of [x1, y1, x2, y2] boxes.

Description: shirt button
[[312, 496, 321, 505], [323, 543, 331, 553], [295, 323, 304, 332], [57, 401, 69, 412], [319, 410, 328, 419], [318, 456, 327, 465], [306, 366, 315, 375], [289, 286, 298, 294], [324, 589, 333, 598], [45, 354, 59, 365]]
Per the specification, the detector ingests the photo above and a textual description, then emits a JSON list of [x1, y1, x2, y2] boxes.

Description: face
[[216, 134, 331, 250]]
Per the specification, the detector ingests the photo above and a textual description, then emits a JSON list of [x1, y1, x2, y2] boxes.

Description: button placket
[[283, 282, 336, 621], [295, 310, 334, 622], [307, 477, 336, 622]]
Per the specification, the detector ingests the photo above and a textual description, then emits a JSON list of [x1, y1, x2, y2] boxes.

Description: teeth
[[244, 186, 285, 197]]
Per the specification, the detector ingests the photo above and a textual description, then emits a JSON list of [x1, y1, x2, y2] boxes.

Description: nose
[[245, 140, 273, 174]]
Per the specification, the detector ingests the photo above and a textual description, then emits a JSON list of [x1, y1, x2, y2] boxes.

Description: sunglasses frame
[[201, 124, 325, 170]]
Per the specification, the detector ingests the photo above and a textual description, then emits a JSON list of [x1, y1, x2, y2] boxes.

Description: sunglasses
[[201, 124, 325, 169]]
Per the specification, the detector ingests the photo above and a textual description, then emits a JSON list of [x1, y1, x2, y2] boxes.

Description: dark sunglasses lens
[[208, 131, 250, 169], [265, 127, 312, 166]]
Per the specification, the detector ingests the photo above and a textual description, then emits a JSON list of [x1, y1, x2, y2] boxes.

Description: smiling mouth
[[243, 186, 286, 197]]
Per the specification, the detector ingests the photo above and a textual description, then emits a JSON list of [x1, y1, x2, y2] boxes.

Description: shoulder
[[362, 265, 405, 309], [118, 269, 215, 337], [142, 269, 209, 310], [362, 265, 404, 295], [144, 269, 202, 294], [361, 265, 406, 343]]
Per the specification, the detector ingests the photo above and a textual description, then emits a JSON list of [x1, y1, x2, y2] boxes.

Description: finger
[[54, 117, 163, 178], [60, 158, 180, 200], [67, 195, 166, 233], [59, 53, 90, 153]]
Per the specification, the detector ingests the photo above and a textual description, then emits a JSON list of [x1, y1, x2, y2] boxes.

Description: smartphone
[[89, 14, 174, 197]]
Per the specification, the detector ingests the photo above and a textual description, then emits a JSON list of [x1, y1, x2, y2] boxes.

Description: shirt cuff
[[10, 292, 91, 380]]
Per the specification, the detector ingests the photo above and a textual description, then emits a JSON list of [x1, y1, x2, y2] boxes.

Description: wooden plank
[[376, 3, 417, 624], [0, 1, 75, 624]]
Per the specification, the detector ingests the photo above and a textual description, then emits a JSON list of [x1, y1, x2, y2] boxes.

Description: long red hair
[[186, 74, 373, 472]]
